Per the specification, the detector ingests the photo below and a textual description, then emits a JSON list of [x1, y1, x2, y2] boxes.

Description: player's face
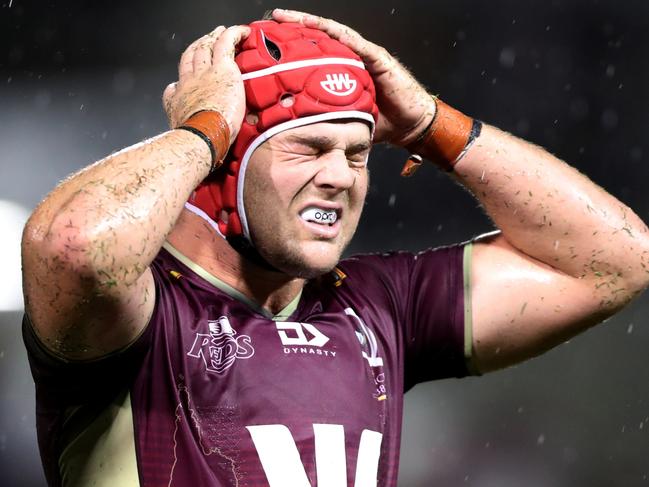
[[244, 121, 371, 277]]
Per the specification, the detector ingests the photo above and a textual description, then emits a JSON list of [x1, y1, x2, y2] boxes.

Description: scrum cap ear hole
[[246, 112, 259, 124], [261, 31, 282, 61], [279, 94, 295, 107]]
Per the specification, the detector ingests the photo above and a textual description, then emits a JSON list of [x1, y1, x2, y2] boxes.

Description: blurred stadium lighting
[[0, 200, 29, 311]]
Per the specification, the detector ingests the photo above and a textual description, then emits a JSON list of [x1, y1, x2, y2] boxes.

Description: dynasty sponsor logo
[[276, 321, 336, 358]]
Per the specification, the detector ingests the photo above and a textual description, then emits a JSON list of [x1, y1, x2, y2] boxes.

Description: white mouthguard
[[300, 207, 338, 225]]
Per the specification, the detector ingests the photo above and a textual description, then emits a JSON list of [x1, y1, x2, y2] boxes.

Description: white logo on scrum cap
[[320, 73, 357, 96]]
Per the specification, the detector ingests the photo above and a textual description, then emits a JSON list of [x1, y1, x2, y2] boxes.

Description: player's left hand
[[272, 8, 435, 146]]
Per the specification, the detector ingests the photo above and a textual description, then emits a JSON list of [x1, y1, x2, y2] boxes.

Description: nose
[[312, 150, 358, 191]]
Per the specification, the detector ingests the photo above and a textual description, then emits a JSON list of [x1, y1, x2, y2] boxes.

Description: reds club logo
[[320, 73, 357, 96], [187, 316, 254, 374]]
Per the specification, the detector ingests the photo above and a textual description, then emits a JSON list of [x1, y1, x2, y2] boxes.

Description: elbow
[[632, 262, 649, 299], [583, 235, 649, 312], [21, 211, 98, 283], [617, 233, 649, 302]]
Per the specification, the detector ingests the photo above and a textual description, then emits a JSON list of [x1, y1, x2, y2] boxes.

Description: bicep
[[469, 233, 608, 373], [23, 259, 156, 360]]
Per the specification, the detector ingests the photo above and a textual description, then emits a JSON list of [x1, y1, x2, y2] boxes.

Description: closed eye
[[281, 134, 371, 167], [346, 144, 371, 167]]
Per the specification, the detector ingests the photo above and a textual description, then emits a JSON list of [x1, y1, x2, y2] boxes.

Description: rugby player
[[21, 9, 649, 486]]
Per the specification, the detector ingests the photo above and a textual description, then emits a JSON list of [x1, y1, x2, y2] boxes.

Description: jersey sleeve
[[344, 242, 475, 390], [22, 312, 154, 403], [401, 243, 475, 388], [22, 312, 154, 486]]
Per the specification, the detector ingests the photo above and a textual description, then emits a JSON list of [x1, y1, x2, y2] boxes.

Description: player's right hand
[[162, 25, 250, 142]]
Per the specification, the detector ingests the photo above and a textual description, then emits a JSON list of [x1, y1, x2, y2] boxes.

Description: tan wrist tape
[[178, 110, 231, 171], [404, 99, 479, 173]]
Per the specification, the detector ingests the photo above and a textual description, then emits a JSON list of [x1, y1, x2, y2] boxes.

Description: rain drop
[[499, 47, 516, 68]]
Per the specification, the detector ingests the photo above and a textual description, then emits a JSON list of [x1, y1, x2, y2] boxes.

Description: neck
[[167, 209, 305, 315]]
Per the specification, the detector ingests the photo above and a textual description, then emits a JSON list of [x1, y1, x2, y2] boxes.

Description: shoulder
[[325, 243, 467, 305], [338, 243, 467, 277]]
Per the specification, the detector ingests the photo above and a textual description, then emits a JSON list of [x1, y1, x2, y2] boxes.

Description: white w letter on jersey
[[246, 424, 383, 487]]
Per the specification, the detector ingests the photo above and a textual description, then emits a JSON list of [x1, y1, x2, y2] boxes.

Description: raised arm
[[21, 25, 249, 360], [272, 9, 649, 373], [454, 124, 649, 372]]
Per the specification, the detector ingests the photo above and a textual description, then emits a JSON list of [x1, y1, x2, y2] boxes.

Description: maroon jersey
[[24, 242, 472, 486]]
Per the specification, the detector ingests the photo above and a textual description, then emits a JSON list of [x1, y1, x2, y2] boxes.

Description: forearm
[[24, 129, 211, 287], [454, 123, 649, 304]]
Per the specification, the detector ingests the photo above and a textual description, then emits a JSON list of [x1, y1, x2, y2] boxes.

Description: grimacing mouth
[[299, 205, 342, 227]]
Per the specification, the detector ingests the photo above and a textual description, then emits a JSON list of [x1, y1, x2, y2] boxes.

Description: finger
[[212, 25, 226, 39], [162, 82, 177, 103], [193, 26, 226, 72], [178, 36, 205, 80], [271, 8, 305, 22], [162, 82, 177, 126], [211, 25, 250, 63], [192, 38, 213, 73], [272, 9, 380, 63]]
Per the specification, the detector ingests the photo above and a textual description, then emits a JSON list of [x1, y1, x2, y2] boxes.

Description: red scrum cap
[[186, 20, 379, 244]]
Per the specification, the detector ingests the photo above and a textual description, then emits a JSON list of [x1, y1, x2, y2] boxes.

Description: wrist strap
[[402, 99, 481, 175], [178, 110, 231, 171]]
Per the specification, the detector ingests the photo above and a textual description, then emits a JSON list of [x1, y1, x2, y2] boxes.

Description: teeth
[[300, 206, 338, 225]]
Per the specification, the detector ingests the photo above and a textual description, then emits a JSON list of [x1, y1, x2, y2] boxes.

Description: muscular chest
[[175, 299, 393, 429]]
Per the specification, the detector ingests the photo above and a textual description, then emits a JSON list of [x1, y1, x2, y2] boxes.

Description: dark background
[[2, 0, 649, 485]]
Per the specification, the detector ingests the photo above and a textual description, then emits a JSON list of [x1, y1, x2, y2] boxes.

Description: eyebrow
[[284, 134, 371, 154]]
